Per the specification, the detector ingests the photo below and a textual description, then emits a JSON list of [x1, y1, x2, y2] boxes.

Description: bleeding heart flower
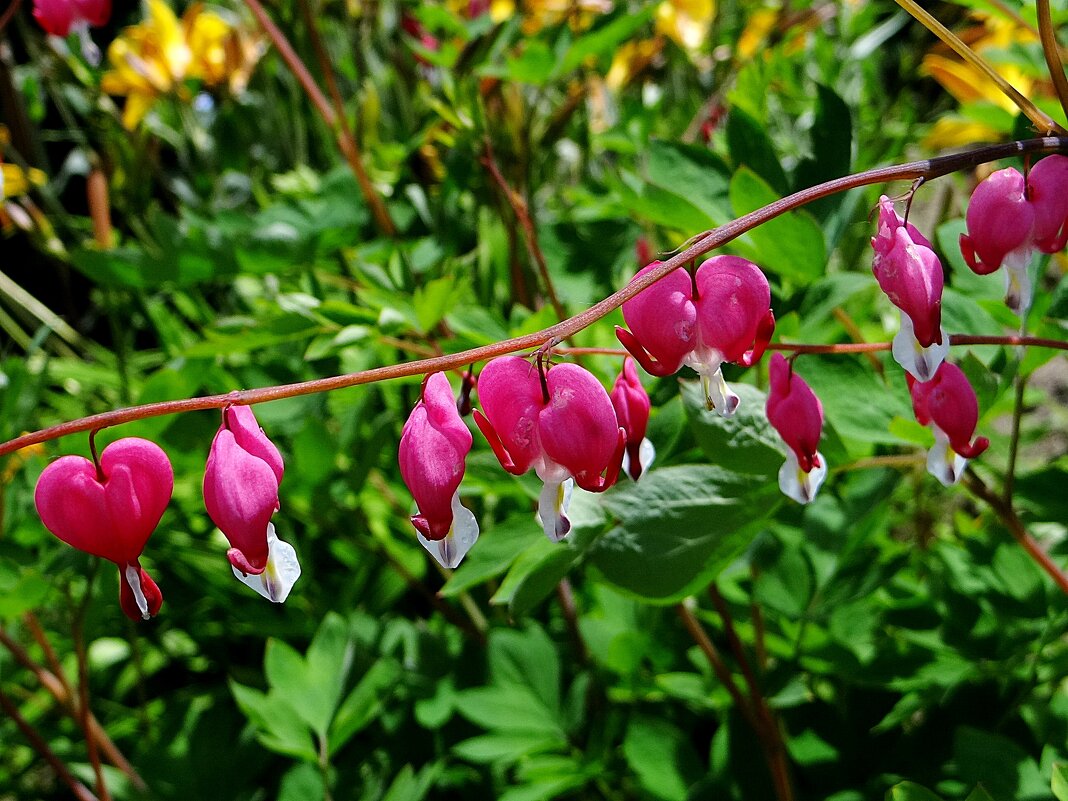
[[474, 355, 625, 541], [33, 0, 111, 64], [399, 372, 479, 568], [871, 196, 948, 382], [34, 437, 171, 621], [765, 354, 826, 504], [610, 358, 654, 481], [616, 255, 775, 417], [203, 405, 300, 603], [959, 156, 1068, 317], [908, 362, 990, 486]]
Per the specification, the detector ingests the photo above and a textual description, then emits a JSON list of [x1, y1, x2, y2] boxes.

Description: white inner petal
[[73, 22, 101, 67], [232, 523, 301, 603], [1002, 249, 1034, 318], [123, 563, 150, 620], [777, 450, 827, 505], [537, 478, 574, 542], [892, 313, 949, 383], [926, 425, 968, 487], [622, 437, 656, 478], [417, 492, 480, 569]]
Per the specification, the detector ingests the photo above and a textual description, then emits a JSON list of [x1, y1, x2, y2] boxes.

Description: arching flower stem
[[2, 138, 1067, 460]]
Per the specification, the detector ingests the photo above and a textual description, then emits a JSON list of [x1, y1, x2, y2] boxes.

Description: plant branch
[[70, 566, 110, 801], [556, 578, 588, 664], [963, 472, 1068, 595], [2, 138, 1067, 459], [241, 0, 396, 236], [0, 0, 21, 35], [1037, 0, 1068, 123], [1004, 370, 1027, 503], [895, 0, 1066, 134], [0, 686, 100, 801], [0, 627, 146, 789], [481, 141, 567, 322]]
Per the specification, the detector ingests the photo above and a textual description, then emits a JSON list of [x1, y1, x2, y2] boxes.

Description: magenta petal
[[399, 373, 473, 540], [962, 168, 1034, 272], [693, 256, 772, 364], [226, 406, 285, 485], [611, 359, 651, 479], [620, 262, 696, 375], [35, 438, 173, 566], [765, 354, 823, 473], [1028, 155, 1068, 253], [539, 363, 620, 486], [204, 429, 279, 573], [476, 356, 546, 474], [908, 362, 987, 460]]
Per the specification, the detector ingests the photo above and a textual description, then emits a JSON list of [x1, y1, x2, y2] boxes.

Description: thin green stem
[[1, 138, 1067, 459], [1004, 370, 1027, 503]]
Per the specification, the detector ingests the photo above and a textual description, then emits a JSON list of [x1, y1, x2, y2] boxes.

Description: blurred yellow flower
[[655, 0, 713, 52], [606, 36, 663, 90], [921, 53, 1033, 115], [101, 0, 264, 129], [0, 163, 47, 199], [921, 117, 1002, 149], [520, 0, 612, 35]]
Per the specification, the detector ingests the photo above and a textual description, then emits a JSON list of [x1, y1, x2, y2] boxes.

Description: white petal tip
[[892, 318, 948, 383], [926, 430, 967, 487], [778, 451, 828, 505], [417, 494, 480, 569], [232, 523, 301, 603], [537, 478, 574, 542]]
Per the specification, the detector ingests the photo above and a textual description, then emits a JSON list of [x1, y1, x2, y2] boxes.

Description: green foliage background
[[1, 0, 1068, 799]]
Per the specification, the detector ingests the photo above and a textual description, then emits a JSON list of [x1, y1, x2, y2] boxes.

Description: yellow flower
[[606, 37, 663, 90], [520, 0, 611, 35], [0, 164, 47, 199], [655, 0, 714, 52], [921, 53, 1033, 115], [736, 7, 775, 60], [101, 0, 263, 129], [921, 117, 1002, 150]]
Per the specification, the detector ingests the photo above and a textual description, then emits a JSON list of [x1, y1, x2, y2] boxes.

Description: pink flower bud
[[32, 0, 110, 36], [765, 354, 826, 504], [475, 356, 625, 540], [617, 256, 774, 417], [959, 168, 1034, 276], [204, 405, 284, 575], [399, 373, 479, 568], [1027, 155, 1068, 254], [871, 197, 948, 381], [34, 437, 172, 621], [610, 358, 654, 481], [908, 362, 990, 486]]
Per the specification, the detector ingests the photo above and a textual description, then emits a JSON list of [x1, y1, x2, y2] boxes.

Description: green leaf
[[623, 716, 701, 801], [644, 140, 733, 228], [488, 625, 561, 713], [887, 782, 944, 801], [329, 658, 403, 754], [588, 465, 779, 603], [558, 8, 655, 74], [964, 787, 996, 801], [455, 685, 565, 738], [489, 538, 564, 609], [1052, 762, 1068, 801], [800, 356, 912, 449], [440, 515, 536, 597], [230, 681, 318, 763], [729, 167, 826, 280], [793, 85, 853, 209], [682, 381, 784, 476], [453, 732, 563, 764], [754, 542, 814, 618], [727, 108, 789, 195]]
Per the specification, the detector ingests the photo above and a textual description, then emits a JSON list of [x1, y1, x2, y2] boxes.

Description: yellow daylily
[[921, 53, 1033, 115], [656, 0, 714, 53], [101, 0, 263, 129], [921, 117, 1002, 150]]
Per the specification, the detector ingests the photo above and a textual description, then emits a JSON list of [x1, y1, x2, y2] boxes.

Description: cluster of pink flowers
[[34, 406, 299, 620], [33, 156, 1067, 592]]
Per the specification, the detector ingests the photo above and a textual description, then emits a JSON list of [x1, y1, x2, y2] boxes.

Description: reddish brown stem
[[241, 0, 396, 237], [2, 138, 1067, 460], [482, 141, 567, 322], [0, 687, 100, 801], [556, 578, 588, 664], [1037, 0, 1068, 123], [0, 0, 21, 34], [963, 472, 1068, 595]]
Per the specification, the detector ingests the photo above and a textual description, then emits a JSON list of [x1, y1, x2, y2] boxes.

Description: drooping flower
[[203, 405, 300, 603], [35, 438, 172, 621], [959, 156, 1068, 316], [474, 356, 625, 541], [32, 0, 110, 64], [908, 362, 990, 487], [765, 354, 826, 504], [616, 255, 775, 417], [871, 196, 948, 382], [610, 358, 654, 481], [399, 373, 479, 568]]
